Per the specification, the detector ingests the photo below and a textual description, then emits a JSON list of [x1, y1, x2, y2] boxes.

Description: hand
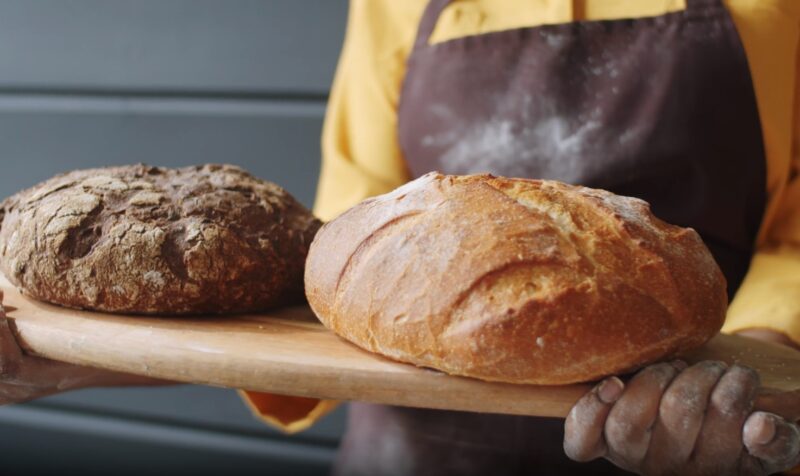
[[564, 361, 800, 476], [0, 291, 167, 405]]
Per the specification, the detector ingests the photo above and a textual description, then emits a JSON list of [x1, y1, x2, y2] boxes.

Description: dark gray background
[[0, 1, 350, 474]]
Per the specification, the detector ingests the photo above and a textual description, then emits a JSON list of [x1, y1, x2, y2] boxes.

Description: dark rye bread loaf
[[0, 164, 320, 315], [305, 173, 727, 385]]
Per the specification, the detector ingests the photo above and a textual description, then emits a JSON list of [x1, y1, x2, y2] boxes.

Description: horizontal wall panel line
[[25, 400, 340, 448], [0, 93, 327, 117], [0, 404, 337, 462], [0, 86, 329, 103], [0, 0, 347, 95]]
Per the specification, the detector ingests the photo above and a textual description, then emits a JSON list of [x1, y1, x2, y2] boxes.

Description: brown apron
[[335, 0, 767, 474]]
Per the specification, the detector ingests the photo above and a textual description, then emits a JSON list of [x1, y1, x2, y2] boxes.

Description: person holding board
[[1, 0, 799, 475], [249, 0, 800, 473]]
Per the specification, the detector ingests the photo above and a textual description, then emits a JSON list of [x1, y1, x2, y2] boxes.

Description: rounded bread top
[[0, 164, 320, 315], [305, 172, 727, 384]]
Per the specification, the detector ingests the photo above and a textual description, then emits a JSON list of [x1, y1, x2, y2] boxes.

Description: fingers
[[0, 303, 23, 379], [567, 361, 799, 475], [690, 365, 760, 474], [564, 376, 625, 462], [604, 361, 683, 470], [643, 361, 727, 474], [743, 412, 800, 474]]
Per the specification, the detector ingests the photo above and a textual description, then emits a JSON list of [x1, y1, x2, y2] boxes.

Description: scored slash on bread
[[305, 172, 727, 385]]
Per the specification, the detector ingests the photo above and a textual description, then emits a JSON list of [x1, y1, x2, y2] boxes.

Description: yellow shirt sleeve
[[312, 0, 425, 221], [238, 390, 340, 434]]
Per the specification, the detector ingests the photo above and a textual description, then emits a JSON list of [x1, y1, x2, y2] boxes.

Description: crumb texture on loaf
[[305, 173, 727, 385], [0, 164, 320, 315]]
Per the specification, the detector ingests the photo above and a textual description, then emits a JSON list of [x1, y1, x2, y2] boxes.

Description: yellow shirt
[[244, 0, 800, 433]]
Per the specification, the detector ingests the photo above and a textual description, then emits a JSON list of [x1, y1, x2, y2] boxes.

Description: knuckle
[[701, 359, 728, 369], [696, 360, 728, 377], [661, 391, 707, 430], [710, 387, 750, 417], [563, 418, 604, 462], [643, 362, 678, 380], [571, 393, 597, 417], [710, 370, 758, 417], [563, 438, 591, 462], [728, 364, 760, 387], [605, 417, 638, 448], [564, 410, 599, 460], [564, 407, 580, 435], [634, 362, 679, 390], [660, 389, 688, 414]]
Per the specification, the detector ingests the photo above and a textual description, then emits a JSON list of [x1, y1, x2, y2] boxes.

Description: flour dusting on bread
[[305, 172, 727, 385]]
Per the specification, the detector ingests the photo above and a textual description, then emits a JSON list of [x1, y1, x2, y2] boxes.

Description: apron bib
[[337, 1, 767, 474], [398, 0, 766, 298]]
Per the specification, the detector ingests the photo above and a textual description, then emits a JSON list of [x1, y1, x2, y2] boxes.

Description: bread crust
[[305, 173, 727, 384], [0, 164, 320, 315]]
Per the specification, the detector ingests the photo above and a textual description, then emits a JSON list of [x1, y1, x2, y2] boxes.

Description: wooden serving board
[[2, 276, 798, 418]]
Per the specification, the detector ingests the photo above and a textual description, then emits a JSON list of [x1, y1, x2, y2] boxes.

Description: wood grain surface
[[2, 276, 797, 418]]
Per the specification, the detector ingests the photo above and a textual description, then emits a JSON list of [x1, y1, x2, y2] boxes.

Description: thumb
[[743, 411, 800, 474]]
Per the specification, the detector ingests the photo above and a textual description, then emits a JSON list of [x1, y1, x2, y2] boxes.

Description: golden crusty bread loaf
[[305, 172, 727, 385]]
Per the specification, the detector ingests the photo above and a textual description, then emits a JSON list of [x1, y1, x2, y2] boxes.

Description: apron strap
[[684, 0, 724, 12], [413, 0, 454, 49], [413, 0, 722, 48]]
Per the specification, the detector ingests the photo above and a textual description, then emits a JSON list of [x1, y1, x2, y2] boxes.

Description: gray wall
[[0, 1, 349, 474]]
